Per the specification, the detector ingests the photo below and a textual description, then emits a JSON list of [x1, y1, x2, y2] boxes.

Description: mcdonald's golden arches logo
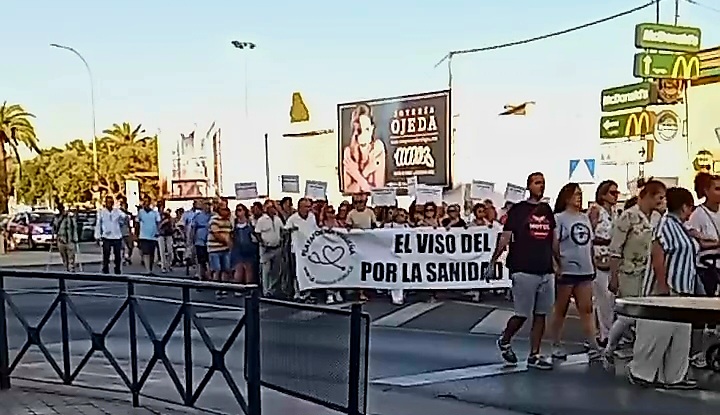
[[625, 111, 654, 137], [672, 55, 700, 79]]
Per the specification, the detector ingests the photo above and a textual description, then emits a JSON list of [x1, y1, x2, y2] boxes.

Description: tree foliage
[[0, 102, 41, 212], [15, 122, 159, 206]]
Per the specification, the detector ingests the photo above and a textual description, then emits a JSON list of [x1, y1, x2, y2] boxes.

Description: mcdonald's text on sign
[[600, 111, 655, 140], [634, 23, 702, 53], [633, 52, 700, 80], [601, 82, 657, 112]]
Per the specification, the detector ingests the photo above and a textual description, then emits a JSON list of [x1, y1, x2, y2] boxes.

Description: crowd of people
[[176, 193, 512, 305], [492, 170, 717, 390], [54, 169, 719, 389]]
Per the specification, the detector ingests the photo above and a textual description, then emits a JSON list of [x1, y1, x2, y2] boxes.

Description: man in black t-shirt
[[487, 172, 556, 370]]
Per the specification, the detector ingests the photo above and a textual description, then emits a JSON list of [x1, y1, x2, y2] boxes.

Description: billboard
[[337, 90, 451, 194]]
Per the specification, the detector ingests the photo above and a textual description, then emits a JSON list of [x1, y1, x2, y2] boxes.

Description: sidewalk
[[0, 250, 102, 268], [0, 380, 201, 415]]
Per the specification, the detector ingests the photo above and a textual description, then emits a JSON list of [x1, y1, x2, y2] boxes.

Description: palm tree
[[0, 102, 40, 213], [102, 122, 150, 144]]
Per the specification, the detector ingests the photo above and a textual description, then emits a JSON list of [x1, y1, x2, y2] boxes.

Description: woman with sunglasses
[[336, 202, 349, 227], [419, 202, 440, 228], [468, 203, 489, 227], [587, 180, 620, 348], [441, 204, 466, 228], [548, 183, 601, 360], [231, 204, 258, 290]]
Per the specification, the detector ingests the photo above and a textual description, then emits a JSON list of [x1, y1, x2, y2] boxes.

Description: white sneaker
[[551, 344, 567, 360], [334, 292, 344, 303], [326, 294, 336, 304]]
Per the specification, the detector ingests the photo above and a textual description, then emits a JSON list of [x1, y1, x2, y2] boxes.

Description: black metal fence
[[0, 269, 369, 415]]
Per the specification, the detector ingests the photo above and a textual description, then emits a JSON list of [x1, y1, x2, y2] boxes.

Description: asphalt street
[[2, 247, 720, 415]]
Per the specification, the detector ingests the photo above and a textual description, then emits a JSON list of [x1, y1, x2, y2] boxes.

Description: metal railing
[[0, 269, 369, 415]]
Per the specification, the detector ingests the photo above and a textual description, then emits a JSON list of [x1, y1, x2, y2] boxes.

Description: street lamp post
[[231, 41, 256, 119], [50, 43, 99, 189], [231, 41, 268, 195]]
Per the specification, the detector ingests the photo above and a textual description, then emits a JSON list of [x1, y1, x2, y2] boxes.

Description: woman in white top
[[384, 209, 411, 305], [587, 180, 619, 347], [685, 172, 720, 369]]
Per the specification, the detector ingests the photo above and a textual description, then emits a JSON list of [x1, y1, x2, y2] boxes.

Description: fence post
[[127, 282, 140, 407], [0, 275, 10, 390], [245, 288, 262, 415], [58, 278, 71, 384], [182, 287, 193, 406], [347, 303, 362, 415]]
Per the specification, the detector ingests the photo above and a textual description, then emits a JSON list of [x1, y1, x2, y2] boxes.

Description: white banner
[[295, 227, 511, 290]]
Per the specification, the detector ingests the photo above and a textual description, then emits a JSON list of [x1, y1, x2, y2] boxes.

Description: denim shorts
[[209, 250, 231, 272], [511, 272, 555, 318]]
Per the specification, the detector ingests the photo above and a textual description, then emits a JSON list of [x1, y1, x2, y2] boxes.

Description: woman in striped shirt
[[628, 187, 705, 389]]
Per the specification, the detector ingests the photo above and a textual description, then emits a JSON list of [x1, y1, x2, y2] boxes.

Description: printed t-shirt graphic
[[503, 201, 555, 275]]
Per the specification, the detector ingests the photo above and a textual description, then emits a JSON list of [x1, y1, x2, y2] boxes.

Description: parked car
[[7, 211, 57, 250], [75, 209, 97, 242]]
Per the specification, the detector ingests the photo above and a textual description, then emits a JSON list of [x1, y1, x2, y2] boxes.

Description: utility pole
[[674, 0, 680, 25], [656, 0, 660, 23]]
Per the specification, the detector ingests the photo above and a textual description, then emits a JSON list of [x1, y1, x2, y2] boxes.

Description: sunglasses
[[608, 190, 620, 196]]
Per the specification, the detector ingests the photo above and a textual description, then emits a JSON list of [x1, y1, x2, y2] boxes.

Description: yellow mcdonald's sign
[[671, 55, 700, 79], [624, 111, 653, 137]]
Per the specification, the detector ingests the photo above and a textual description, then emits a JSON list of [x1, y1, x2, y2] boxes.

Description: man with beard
[[487, 172, 556, 370]]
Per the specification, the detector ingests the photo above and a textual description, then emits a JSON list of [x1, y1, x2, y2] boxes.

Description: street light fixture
[[230, 41, 256, 118], [50, 43, 99, 190]]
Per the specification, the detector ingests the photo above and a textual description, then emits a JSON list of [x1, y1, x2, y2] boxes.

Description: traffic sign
[[634, 23, 701, 53], [599, 140, 654, 165], [601, 82, 657, 112], [600, 110, 655, 139], [633, 52, 700, 80]]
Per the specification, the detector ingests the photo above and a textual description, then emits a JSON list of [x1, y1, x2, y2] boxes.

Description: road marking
[[196, 310, 244, 320], [470, 309, 515, 334], [372, 302, 443, 327], [372, 363, 528, 387], [288, 311, 324, 321], [659, 389, 720, 401], [371, 353, 591, 387]]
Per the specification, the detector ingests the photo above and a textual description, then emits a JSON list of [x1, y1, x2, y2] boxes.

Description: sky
[[2, 0, 720, 199]]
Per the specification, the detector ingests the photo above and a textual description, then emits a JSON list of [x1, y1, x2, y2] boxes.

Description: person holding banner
[[342, 103, 386, 193], [488, 172, 555, 370], [383, 209, 411, 305], [285, 198, 321, 303], [547, 183, 601, 361]]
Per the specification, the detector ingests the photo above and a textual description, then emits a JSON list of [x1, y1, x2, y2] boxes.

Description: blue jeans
[[209, 250, 231, 272]]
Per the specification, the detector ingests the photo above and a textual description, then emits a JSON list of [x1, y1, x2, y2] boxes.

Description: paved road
[[2, 252, 720, 414]]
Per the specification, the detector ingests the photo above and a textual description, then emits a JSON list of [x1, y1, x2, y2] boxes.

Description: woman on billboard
[[343, 103, 386, 193]]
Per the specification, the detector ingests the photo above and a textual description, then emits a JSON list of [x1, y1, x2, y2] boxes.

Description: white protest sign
[[305, 180, 328, 200], [415, 185, 443, 205], [470, 180, 495, 200], [281, 175, 300, 193], [406, 176, 418, 197], [294, 227, 511, 290], [234, 182, 259, 200], [504, 183, 526, 203], [371, 188, 397, 206]]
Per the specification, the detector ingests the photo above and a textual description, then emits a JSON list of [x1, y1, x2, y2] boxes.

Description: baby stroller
[[171, 224, 186, 267]]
